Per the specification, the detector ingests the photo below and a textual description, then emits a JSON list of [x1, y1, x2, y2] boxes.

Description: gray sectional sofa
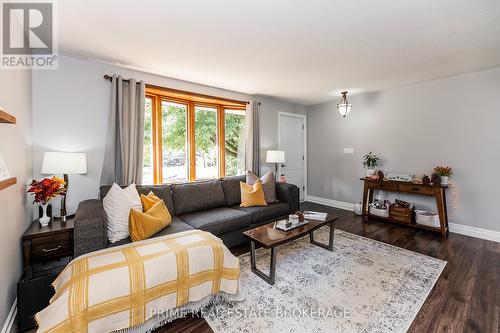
[[73, 175, 299, 257]]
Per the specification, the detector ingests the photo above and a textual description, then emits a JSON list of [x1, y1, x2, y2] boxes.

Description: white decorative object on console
[[386, 173, 415, 182]]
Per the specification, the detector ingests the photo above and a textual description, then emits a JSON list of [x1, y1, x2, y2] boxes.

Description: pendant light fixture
[[337, 91, 351, 117]]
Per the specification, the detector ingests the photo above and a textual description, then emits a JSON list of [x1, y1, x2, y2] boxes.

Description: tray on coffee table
[[274, 219, 309, 231]]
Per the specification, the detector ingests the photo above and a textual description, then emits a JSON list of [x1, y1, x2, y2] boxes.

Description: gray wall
[[256, 95, 308, 175], [32, 55, 306, 213], [0, 70, 33, 327], [307, 66, 500, 232]]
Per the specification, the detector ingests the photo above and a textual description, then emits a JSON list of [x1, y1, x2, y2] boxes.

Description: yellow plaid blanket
[[36, 230, 241, 333]]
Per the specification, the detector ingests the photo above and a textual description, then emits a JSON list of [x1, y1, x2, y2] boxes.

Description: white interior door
[[279, 114, 305, 201]]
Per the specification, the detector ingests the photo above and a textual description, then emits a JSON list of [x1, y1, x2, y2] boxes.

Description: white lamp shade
[[266, 150, 285, 163], [41, 152, 87, 175]]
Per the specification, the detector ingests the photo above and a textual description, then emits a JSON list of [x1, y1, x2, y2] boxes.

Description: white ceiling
[[58, 0, 500, 105]]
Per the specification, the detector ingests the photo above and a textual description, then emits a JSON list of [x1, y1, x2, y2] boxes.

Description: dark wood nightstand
[[22, 217, 74, 270], [18, 217, 74, 332]]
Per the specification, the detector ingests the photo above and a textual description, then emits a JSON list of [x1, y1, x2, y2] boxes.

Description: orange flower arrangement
[[27, 177, 66, 204], [433, 166, 453, 177]]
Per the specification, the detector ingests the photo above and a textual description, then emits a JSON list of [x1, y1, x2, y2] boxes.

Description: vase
[[39, 203, 51, 227], [366, 168, 376, 177], [440, 176, 449, 186]]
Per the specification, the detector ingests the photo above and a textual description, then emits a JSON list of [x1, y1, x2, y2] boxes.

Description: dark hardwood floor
[[154, 201, 500, 333]]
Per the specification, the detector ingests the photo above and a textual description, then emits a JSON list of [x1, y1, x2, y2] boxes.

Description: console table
[[361, 178, 449, 238]]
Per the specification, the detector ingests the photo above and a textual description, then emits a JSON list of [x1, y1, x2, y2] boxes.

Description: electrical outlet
[[344, 148, 354, 154]]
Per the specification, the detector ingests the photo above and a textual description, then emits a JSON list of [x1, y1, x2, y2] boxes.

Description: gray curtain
[[245, 100, 260, 175], [101, 75, 145, 185]]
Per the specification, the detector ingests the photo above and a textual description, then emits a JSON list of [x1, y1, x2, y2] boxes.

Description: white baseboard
[[304, 195, 355, 212], [448, 223, 500, 243], [304, 195, 500, 243], [1, 299, 16, 333]]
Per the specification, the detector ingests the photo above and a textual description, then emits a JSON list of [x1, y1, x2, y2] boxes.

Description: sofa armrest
[[275, 183, 299, 213], [74, 199, 108, 258]]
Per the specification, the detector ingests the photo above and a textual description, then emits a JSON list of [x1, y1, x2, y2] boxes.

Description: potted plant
[[362, 152, 379, 177], [433, 166, 453, 186], [27, 177, 66, 226]]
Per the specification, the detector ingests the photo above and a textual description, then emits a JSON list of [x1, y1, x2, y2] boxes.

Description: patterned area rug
[[206, 228, 446, 333]]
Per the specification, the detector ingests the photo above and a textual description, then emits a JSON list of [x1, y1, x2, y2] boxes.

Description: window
[[195, 106, 218, 179], [144, 87, 246, 184], [143, 97, 154, 184], [162, 101, 188, 182], [224, 109, 246, 177]]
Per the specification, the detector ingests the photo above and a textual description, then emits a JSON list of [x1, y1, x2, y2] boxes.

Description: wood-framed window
[[143, 86, 247, 184]]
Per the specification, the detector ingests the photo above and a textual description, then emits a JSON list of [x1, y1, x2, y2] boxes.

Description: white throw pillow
[[103, 183, 142, 243]]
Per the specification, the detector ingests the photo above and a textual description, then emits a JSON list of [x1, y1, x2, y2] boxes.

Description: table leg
[[435, 188, 448, 239], [310, 221, 335, 251], [362, 182, 370, 221], [250, 241, 277, 285]]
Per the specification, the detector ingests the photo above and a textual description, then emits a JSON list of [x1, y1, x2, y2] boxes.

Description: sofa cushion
[[171, 180, 226, 216], [100, 184, 175, 214], [220, 175, 245, 206], [240, 180, 267, 207], [108, 217, 194, 247], [129, 199, 172, 242], [180, 207, 251, 235], [246, 170, 277, 203], [234, 202, 290, 224], [136, 185, 175, 213], [102, 183, 142, 243]]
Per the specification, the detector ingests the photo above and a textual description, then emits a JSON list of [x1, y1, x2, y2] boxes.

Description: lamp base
[[54, 174, 70, 223], [53, 214, 75, 222], [54, 215, 67, 222]]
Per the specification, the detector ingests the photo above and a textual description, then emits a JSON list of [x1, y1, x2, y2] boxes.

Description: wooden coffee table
[[243, 214, 338, 285]]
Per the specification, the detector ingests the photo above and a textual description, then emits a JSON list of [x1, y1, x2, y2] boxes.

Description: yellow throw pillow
[[140, 192, 161, 212], [129, 199, 172, 242], [240, 180, 268, 207]]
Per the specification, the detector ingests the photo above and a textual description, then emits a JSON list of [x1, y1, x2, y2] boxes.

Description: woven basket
[[369, 205, 389, 218], [415, 210, 440, 227]]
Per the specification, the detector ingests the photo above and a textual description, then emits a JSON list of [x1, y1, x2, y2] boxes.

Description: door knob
[[281, 164, 286, 167]]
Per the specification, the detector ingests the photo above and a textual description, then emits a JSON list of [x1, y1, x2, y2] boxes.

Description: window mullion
[[218, 106, 225, 178], [152, 96, 163, 184], [188, 101, 196, 181]]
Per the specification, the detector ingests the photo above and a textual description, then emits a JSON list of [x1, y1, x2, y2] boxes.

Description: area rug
[[205, 228, 446, 333]]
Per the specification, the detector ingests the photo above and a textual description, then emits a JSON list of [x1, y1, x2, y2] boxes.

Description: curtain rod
[[103, 74, 258, 105]]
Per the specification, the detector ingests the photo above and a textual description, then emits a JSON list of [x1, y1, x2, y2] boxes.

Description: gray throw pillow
[[246, 170, 277, 203]]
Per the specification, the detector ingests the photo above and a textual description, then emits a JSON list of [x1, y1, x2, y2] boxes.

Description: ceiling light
[[337, 91, 351, 117]]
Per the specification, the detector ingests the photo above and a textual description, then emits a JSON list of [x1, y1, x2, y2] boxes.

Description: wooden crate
[[389, 204, 414, 224]]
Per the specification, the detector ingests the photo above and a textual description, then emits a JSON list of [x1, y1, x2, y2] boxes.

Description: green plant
[[433, 166, 453, 177], [362, 152, 379, 169]]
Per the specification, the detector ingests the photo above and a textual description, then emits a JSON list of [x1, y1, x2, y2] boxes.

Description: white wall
[[0, 69, 33, 328], [307, 66, 500, 232], [32, 55, 306, 213]]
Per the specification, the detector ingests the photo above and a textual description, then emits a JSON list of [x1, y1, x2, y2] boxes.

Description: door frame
[[278, 111, 307, 200]]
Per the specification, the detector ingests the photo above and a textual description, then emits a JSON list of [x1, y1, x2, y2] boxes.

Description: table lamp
[[266, 150, 285, 180], [41, 152, 87, 222]]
